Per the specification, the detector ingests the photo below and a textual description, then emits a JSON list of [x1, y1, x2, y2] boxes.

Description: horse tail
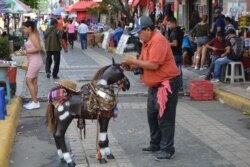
[[46, 103, 57, 133]]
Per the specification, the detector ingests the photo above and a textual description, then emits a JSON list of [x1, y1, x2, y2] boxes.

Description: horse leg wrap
[[99, 133, 107, 159], [99, 140, 107, 158], [63, 152, 73, 164], [104, 138, 114, 159], [104, 137, 111, 155], [57, 149, 64, 160], [99, 140, 108, 148]]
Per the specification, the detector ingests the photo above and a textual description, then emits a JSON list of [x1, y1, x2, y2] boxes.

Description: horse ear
[[112, 57, 115, 65]]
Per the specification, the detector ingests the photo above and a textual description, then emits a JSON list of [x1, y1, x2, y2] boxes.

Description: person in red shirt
[[205, 31, 226, 80], [122, 16, 180, 160], [57, 18, 63, 31]]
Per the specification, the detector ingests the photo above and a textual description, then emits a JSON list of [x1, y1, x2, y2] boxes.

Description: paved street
[[10, 43, 250, 167]]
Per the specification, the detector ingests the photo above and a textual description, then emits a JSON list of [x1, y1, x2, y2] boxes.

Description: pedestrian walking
[[15, 21, 43, 110], [67, 20, 75, 49], [211, 9, 225, 38], [167, 17, 184, 90], [122, 16, 180, 161], [44, 19, 66, 79], [191, 15, 210, 70], [62, 26, 68, 52], [78, 20, 89, 50]]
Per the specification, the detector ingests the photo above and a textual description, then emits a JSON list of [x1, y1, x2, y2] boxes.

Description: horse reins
[[86, 81, 123, 158]]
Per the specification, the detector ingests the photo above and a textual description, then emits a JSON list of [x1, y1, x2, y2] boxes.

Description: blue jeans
[[213, 56, 232, 79], [147, 76, 180, 153], [79, 33, 87, 50], [206, 55, 219, 79], [174, 55, 183, 88]]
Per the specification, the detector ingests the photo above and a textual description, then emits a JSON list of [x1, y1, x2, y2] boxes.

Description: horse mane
[[91, 65, 110, 83]]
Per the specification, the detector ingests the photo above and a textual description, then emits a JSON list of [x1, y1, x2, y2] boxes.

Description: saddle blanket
[[48, 88, 68, 106]]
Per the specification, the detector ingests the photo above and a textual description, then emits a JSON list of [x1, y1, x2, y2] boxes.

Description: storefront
[[185, 0, 216, 30], [222, 0, 248, 18]]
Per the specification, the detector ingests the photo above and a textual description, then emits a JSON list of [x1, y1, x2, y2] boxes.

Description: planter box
[[0, 66, 17, 97]]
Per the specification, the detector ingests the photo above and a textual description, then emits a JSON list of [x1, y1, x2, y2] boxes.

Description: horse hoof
[[99, 158, 107, 164], [67, 161, 76, 167], [107, 154, 115, 159]]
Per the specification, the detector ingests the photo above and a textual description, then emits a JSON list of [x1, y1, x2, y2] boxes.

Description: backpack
[[229, 37, 244, 61]]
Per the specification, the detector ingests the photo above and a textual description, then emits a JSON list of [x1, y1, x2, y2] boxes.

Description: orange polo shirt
[[139, 30, 180, 88]]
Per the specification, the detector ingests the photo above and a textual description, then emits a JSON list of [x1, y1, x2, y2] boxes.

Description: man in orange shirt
[[122, 16, 180, 161]]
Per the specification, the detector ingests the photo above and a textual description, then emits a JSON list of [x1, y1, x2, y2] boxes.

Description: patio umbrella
[[0, 8, 12, 13], [11, 0, 32, 13], [0, 0, 6, 8], [66, 1, 99, 12], [65, 4, 73, 12], [54, 8, 64, 16]]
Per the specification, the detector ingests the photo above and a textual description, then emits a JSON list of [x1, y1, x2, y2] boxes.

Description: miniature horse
[[46, 59, 130, 167]]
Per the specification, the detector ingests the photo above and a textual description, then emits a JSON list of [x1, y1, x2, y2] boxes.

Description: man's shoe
[[46, 73, 50, 78], [24, 101, 40, 110], [53, 76, 60, 79], [142, 146, 160, 153], [154, 151, 175, 161]]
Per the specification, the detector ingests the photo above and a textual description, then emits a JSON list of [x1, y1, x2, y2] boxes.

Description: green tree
[[21, 0, 38, 9], [102, 0, 142, 22]]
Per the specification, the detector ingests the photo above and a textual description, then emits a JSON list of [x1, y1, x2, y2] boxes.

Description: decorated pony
[[46, 58, 130, 167]]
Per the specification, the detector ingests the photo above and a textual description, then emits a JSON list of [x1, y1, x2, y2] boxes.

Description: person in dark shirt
[[211, 9, 225, 38], [189, 10, 201, 31], [167, 17, 184, 89], [204, 31, 226, 80], [211, 29, 241, 83], [44, 19, 66, 79]]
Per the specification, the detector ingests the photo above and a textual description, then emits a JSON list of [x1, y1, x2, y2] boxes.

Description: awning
[[65, 0, 99, 12], [65, 4, 74, 12], [130, 0, 148, 7], [0, 0, 6, 8], [0, 8, 12, 14], [13, 0, 32, 13]]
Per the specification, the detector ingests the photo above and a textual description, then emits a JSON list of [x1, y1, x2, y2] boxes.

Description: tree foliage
[[21, 0, 38, 9], [102, 0, 142, 21]]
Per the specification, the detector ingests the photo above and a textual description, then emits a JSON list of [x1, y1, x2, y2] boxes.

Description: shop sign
[[102, 31, 111, 50], [115, 34, 130, 55]]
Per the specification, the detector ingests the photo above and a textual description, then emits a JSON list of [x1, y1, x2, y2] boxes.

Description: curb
[[0, 97, 22, 167], [214, 89, 250, 114]]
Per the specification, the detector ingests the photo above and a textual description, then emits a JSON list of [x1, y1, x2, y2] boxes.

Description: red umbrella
[[65, 4, 74, 12], [66, 0, 99, 12]]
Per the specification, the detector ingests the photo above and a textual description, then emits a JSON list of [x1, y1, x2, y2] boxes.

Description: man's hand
[[121, 63, 136, 71], [123, 55, 137, 65]]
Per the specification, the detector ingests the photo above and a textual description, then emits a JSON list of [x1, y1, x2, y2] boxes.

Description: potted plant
[[0, 36, 11, 76], [0, 36, 17, 97]]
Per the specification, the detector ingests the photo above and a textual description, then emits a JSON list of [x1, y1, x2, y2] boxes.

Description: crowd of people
[[121, 9, 249, 161], [111, 8, 249, 85], [0, 5, 248, 163], [159, 9, 249, 84]]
